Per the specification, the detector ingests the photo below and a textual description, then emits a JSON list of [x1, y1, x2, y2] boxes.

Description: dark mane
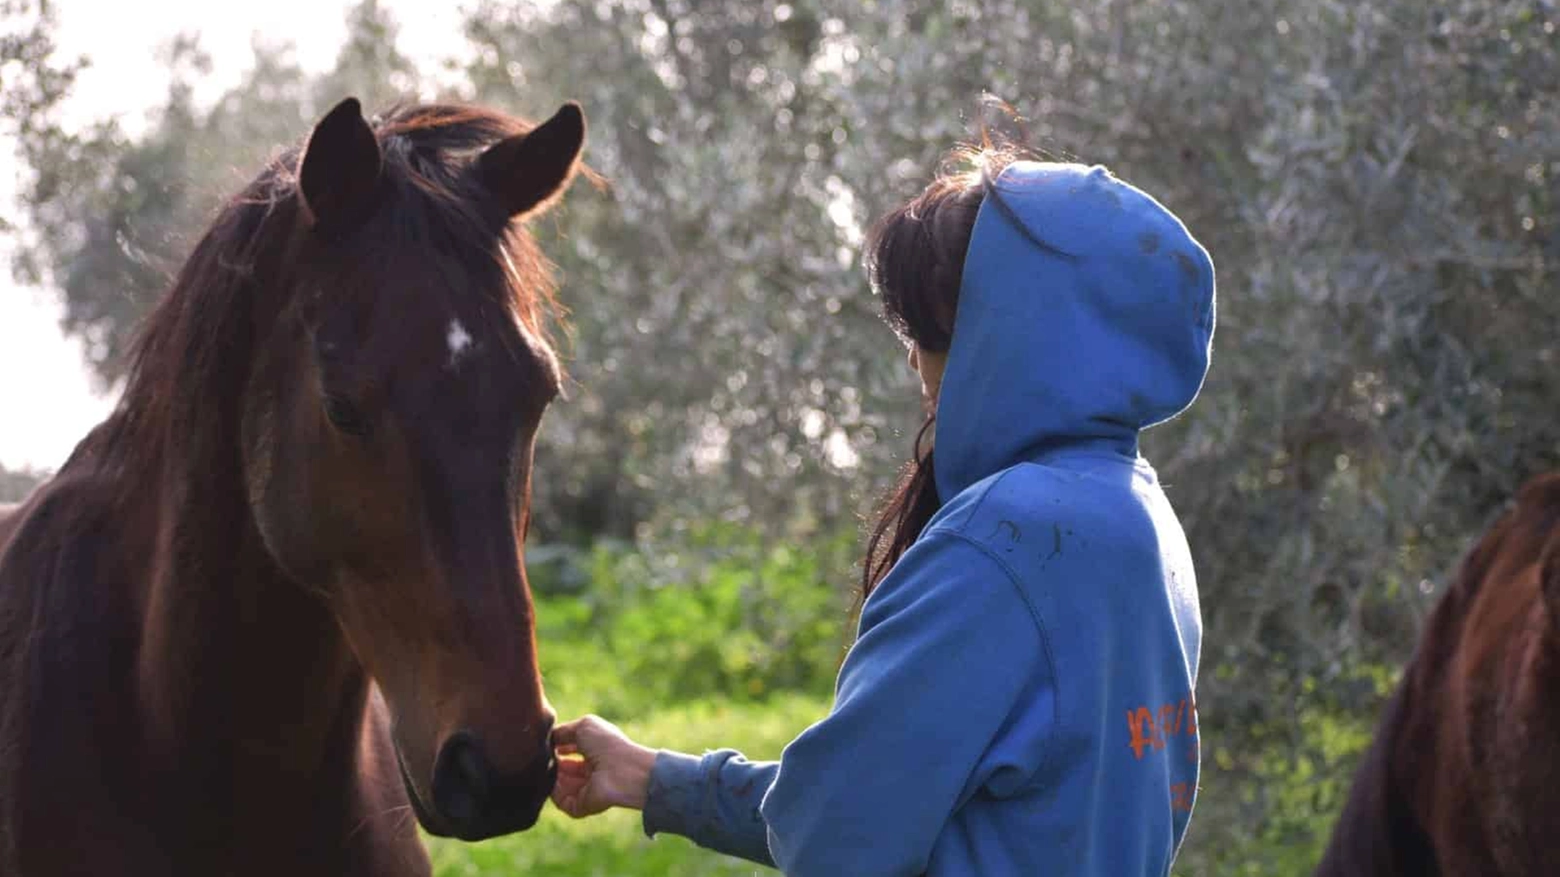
[[1453, 474, 1560, 678], [65, 103, 567, 484]]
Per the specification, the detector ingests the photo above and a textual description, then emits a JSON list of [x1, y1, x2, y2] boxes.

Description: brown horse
[[1317, 472, 1560, 876], [0, 96, 586, 875]]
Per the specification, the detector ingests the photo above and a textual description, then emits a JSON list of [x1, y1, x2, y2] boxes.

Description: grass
[[425, 693, 830, 876]]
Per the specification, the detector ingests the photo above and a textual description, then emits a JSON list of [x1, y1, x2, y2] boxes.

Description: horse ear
[[298, 97, 383, 232], [478, 102, 585, 219]]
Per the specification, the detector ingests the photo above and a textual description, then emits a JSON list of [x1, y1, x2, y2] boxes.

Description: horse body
[[0, 97, 587, 874], [1318, 472, 1560, 876]]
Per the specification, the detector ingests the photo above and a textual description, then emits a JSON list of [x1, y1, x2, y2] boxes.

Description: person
[[549, 141, 1216, 876]]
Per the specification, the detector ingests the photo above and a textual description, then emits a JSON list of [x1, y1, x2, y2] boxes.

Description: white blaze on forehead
[[446, 318, 474, 368]]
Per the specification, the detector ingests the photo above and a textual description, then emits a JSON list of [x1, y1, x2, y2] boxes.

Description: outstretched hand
[[550, 714, 657, 819]]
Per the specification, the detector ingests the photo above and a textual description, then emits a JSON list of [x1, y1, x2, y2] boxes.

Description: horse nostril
[[433, 732, 491, 827]]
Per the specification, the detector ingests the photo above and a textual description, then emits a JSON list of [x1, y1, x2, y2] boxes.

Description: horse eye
[[324, 394, 370, 437]]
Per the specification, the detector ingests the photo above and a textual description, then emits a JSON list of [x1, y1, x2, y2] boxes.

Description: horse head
[[242, 97, 584, 839]]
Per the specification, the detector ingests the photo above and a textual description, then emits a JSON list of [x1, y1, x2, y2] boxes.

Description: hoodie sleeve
[[640, 748, 779, 866], [759, 532, 1050, 876]]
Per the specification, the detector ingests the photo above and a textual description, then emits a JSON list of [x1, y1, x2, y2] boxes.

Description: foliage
[[531, 526, 854, 717], [5, 0, 422, 385], [462, 0, 909, 541], [462, 5, 1560, 857], [1, 0, 82, 224], [6, 0, 1560, 870], [0, 463, 42, 502], [1179, 668, 1391, 875]]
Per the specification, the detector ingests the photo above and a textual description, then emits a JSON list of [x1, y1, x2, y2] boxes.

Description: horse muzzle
[[399, 728, 559, 841]]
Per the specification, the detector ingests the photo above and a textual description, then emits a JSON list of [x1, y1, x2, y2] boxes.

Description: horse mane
[[1454, 473, 1560, 678], [62, 103, 569, 487]]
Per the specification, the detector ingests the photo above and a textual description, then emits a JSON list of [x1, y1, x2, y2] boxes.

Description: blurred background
[[2, 0, 1557, 873]]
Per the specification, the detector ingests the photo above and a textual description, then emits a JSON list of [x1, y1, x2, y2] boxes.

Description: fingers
[[552, 714, 624, 759], [550, 779, 605, 820], [551, 717, 586, 748], [551, 778, 585, 801], [550, 788, 583, 819], [550, 728, 596, 821], [550, 766, 590, 818], [550, 713, 650, 819]]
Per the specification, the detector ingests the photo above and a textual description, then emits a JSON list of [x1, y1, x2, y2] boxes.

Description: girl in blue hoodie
[[549, 144, 1215, 876]]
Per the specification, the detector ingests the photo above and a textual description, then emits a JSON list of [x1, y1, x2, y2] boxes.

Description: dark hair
[[858, 143, 1026, 604]]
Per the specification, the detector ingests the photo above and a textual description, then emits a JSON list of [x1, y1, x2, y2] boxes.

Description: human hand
[[550, 714, 657, 818]]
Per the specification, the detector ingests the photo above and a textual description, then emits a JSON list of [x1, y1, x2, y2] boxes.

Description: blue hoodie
[[641, 162, 1214, 876]]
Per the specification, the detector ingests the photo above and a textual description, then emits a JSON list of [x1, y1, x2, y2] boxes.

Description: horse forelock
[[335, 104, 571, 397]]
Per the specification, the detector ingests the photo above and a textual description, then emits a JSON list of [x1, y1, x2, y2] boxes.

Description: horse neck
[[127, 393, 371, 827]]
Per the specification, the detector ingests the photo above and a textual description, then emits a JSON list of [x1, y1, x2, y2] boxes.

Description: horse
[[1316, 471, 1560, 876], [0, 96, 587, 876]]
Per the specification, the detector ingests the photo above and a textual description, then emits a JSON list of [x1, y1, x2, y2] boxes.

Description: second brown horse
[[1317, 472, 1560, 875]]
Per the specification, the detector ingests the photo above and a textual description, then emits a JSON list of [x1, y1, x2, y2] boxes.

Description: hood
[[935, 162, 1216, 500]]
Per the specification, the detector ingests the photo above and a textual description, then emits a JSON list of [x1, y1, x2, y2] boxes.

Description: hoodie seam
[[935, 466, 1023, 534], [931, 530, 1061, 794]]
